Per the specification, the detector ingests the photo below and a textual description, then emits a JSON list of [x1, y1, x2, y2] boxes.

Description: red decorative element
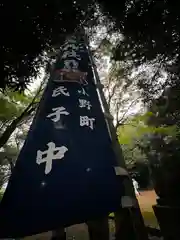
[[54, 69, 88, 85]]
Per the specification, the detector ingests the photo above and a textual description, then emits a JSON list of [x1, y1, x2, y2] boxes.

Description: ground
[[23, 190, 159, 239], [137, 190, 159, 228]]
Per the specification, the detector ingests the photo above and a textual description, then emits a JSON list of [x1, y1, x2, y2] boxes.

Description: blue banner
[[0, 36, 124, 238]]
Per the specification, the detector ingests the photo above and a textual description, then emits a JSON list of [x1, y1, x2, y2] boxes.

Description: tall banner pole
[[84, 30, 149, 240], [0, 32, 133, 239]]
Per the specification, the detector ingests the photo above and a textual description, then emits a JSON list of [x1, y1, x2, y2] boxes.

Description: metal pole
[[84, 31, 148, 240]]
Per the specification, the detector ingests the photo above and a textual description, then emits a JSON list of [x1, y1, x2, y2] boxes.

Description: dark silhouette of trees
[[2, 0, 180, 91]]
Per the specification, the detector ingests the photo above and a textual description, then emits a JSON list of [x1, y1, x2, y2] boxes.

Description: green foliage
[[117, 115, 149, 186], [0, 81, 43, 132], [121, 144, 146, 167], [0, 91, 30, 124], [117, 112, 179, 189], [0, 145, 18, 164], [0, 144, 19, 188], [0, 190, 4, 200], [118, 113, 177, 145], [101, 1, 180, 66], [0, 98, 18, 123], [0, 82, 43, 189], [0, 0, 97, 90], [140, 80, 180, 202], [98, 38, 113, 56], [1, 0, 179, 94]]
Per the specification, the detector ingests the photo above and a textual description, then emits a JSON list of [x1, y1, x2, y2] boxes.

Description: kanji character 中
[[36, 142, 68, 174]]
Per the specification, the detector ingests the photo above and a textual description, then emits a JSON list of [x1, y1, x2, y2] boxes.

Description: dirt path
[[138, 190, 157, 211], [137, 190, 159, 228]]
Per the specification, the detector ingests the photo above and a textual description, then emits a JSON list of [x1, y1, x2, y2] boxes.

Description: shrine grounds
[[137, 189, 159, 229]]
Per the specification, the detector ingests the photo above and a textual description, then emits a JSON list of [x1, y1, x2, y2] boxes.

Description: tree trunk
[[0, 105, 36, 149]]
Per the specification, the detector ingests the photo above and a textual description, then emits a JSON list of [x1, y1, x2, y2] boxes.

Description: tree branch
[[7, 158, 15, 174], [115, 97, 141, 129], [108, 82, 118, 106], [0, 81, 44, 149]]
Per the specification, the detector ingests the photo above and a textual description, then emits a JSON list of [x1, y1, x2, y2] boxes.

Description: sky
[[27, 68, 45, 92]]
